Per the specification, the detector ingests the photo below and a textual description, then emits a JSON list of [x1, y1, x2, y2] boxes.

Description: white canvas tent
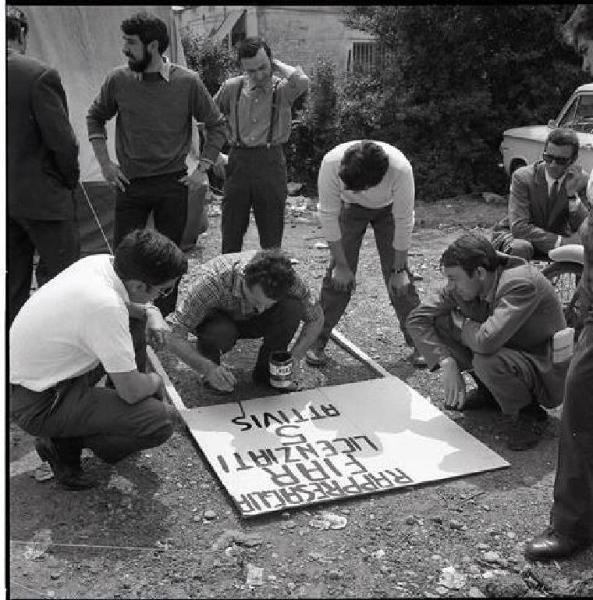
[[17, 5, 205, 254]]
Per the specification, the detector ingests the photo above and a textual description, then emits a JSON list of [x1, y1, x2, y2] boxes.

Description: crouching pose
[[407, 232, 569, 451], [166, 249, 324, 393], [9, 229, 188, 490]]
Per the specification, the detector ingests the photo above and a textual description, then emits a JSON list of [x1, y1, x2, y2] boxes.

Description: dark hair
[[544, 127, 579, 160], [237, 37, 272, 62], [338, 141, 390, 191], [244, 249, 296, 300], [6, 6, 28, 41], [440, 232, 501, 277], [121, 11, 169, 54], [113, 229, 188, 285], [563, 4, 593, 46]]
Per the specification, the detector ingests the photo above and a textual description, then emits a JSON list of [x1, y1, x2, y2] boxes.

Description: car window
[[558, 93, 593, 133]]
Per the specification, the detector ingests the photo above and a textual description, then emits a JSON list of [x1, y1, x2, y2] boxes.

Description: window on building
[[349, 41, 382, 74]]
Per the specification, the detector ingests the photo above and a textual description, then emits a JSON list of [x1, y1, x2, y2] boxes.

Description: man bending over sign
[[10, 229, 187, 490], [165, 249, 324, 393]]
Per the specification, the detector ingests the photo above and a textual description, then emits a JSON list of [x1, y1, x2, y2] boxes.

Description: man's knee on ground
[[509, 239, 534, 261], [196, 313, 238, 352]]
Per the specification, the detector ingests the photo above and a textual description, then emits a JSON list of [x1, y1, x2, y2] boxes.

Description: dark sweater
[[87, 64, 226, 179]]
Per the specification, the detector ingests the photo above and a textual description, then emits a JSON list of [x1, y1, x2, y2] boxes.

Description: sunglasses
[[542, 152, 573, 166]]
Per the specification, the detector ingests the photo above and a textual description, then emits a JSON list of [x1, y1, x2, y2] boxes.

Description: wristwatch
[[196, 159, 212, 173]]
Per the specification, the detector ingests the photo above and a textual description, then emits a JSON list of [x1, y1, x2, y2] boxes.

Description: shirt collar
[[544, 168, 566, 190], [133, 56, 171, 82]]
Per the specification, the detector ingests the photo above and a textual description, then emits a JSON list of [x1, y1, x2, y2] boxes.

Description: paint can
[[269, 351, 293, 389]]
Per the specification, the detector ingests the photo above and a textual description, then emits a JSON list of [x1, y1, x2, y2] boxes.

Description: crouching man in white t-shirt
[[9, 228, 188, 490]]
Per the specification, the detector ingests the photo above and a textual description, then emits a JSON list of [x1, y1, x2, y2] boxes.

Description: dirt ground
[[8, 193, 593, 599]]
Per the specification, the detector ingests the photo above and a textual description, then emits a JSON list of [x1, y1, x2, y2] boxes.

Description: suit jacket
[[509, 161, 589, 254], [407, 257, 568, 401], [7, 51, 79, 220]]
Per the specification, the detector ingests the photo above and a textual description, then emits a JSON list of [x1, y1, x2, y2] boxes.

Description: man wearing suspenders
[[214, 37, 309, 253]]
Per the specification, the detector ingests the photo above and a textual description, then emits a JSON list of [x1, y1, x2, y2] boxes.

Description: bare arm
[[108, 370, 162, 405]]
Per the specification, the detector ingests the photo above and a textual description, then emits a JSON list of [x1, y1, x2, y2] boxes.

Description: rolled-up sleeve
[[317, 156, 343, 243], [406, 289, 458, 370], [391, 163, 415, 251], [86, 73, 118, 140], [282, 67, 310, 103]]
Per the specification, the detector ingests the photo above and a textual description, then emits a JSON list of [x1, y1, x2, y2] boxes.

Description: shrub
[[285, 55, 340, 193], [181, 33, 238, 96]]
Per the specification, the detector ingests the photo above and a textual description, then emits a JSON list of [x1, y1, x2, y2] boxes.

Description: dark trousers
[[431, 315, 564, 415], [314, 202, 420, 349], [8, 215, 79, 326], [9, 315, 172, 465], [221, 146, 287, 253], [114, 171, 188, 317], [195, 298, 304, 379], [551, 322, 593, 540]]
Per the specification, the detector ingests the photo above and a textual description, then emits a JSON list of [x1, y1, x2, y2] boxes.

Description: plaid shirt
[[168, 251, 318, 335]]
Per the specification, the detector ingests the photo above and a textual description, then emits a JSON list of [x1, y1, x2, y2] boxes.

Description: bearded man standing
[[87, 11, 226, 316]]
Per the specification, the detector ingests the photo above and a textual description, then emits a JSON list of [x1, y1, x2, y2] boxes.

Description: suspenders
[[234, 77, 280, 148]]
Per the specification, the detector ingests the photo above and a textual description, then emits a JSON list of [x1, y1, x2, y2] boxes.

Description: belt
[[231, 143, 281, 150]]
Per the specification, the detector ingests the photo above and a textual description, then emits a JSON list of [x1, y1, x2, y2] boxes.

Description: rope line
[[80, 182, 113, 255]]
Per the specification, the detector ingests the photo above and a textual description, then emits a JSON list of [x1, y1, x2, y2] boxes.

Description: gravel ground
[[8, 193, 593, 598]]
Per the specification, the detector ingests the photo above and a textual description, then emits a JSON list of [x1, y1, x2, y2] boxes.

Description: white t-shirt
[[317, 140, 415, 251], [10, 254, 137, 392]]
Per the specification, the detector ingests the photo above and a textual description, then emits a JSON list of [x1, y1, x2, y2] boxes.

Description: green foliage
[[337, 5, 589, 200], [285, 56, 340, 193], [181, 32, 238, 96]]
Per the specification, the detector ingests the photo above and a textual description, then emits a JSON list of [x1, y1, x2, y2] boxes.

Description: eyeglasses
[[152, 283, 176, 298], [542, 152, 573, 166]]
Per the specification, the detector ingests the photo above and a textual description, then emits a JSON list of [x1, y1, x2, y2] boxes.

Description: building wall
[[255, 5, 374, 74], [178, 5, 374, 74]]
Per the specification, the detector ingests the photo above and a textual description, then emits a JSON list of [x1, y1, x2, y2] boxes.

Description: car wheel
[[509, 159, 526, 176]]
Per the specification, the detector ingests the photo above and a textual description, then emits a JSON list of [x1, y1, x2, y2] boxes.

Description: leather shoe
[[525, 528, 591, 561], [35, 437, 96, 490], [305, 348, 328, 367]]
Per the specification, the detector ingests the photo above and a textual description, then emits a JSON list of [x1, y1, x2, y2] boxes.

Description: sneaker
[[305, 348, 328, 367], [35, 437, 96, 490], [506, 413, 546, 451], [408, 348, 427, 368]]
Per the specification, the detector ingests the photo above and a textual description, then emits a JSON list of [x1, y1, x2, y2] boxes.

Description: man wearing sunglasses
[[493, 128, 589, 260], [9, 229, 188, 490]]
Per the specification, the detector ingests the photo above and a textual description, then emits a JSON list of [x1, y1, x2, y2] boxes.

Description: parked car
[[500, 82, 593, 176]]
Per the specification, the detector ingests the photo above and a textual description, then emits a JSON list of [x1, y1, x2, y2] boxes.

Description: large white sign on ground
[[183, 377, 509, 517]]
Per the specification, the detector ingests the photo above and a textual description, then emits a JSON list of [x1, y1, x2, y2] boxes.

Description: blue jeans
[[314, 202, 420, 349]]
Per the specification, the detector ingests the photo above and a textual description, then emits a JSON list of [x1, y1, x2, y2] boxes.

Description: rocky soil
[[8, 192, 593, 598]]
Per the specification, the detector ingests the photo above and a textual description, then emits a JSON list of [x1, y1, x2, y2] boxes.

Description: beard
[[127, 46, 152, 72]]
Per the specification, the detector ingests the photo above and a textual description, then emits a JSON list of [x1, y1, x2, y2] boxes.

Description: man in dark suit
[[7, 6, 80, 326], [407, 233, 569, 451], [524, 4, 593, 562], [492, 128, 589, 260]]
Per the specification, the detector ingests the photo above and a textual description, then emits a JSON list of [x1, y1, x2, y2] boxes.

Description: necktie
[[549, 179, 559, 211]]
